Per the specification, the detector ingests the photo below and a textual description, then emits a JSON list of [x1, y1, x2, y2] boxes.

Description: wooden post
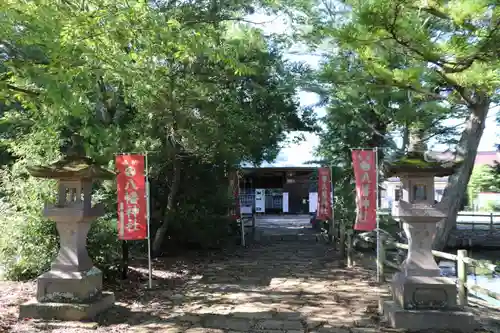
[[339, 226, 346, 262], [490, 212, 494, 232], [377, 236, 385, 283], [347, 230, 353, 268], [240, 218, 246, 247], [457, 249, 468, 306], [121, 240, 129, 280], [251, 214, 256, 241], [329, 219, 335, 247]]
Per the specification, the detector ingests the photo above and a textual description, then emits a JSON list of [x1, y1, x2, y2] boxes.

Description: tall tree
[[299, 0, 500, 249], [0, 0, 314, 268]]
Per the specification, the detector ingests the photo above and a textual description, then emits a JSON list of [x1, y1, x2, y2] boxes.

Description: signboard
[[317, 168, 332, 220], [116, 154, 147, 240], [309, 192, 318, 213], [255, 189, 265, 213], [352, 149, 377, 231], [282, 192, 289, 213]]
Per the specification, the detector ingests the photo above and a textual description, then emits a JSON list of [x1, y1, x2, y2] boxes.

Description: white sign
[[240, 206, 252, 214], [282, 192, 289, 213], [309, 192, 318, 213], [255, 189, 265, 213]]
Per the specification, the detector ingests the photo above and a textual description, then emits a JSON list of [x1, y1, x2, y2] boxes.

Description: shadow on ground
[[6, 234, 500, 333]]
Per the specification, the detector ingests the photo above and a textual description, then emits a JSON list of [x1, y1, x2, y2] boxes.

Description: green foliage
[[290, 0, 499, 247], [468, 164, 500, 204], [87, 216, 123, 279], [158, 159, 240, 250], [0, 201, 58, 280], [0, 1, 314, 280], [484, 201, 500, 212]]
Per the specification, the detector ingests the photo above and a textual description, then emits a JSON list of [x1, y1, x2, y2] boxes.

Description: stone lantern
[[380, 131, 477, 331], [19, 135, 115, 320]]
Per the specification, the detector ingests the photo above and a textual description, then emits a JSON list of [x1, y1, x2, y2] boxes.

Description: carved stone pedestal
[[380, 299, 478, 332], [391, 274, 457, 310]]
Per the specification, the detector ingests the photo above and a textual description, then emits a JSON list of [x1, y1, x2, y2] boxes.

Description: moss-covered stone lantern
[[19, 134, 115, 321], [379, 130, 477, 331]]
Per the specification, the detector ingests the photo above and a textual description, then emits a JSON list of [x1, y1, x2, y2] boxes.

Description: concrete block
[[19, 291, 115, 321]]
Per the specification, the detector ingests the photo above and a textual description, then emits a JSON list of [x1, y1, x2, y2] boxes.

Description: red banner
[[116, 154, 147, 240], [317, 167, 332, 220], [352, 150, 377, 231]]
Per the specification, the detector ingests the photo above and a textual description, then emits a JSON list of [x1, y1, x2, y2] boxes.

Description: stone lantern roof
[[27, 155, 115, 180], [27, 133, 114, 180], [384, 129, 462, 177]]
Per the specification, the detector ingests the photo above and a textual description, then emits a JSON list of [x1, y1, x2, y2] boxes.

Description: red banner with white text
[[316, 167, 332, 220], [352, 150, 377, 231], [116, 154, 147, 240]]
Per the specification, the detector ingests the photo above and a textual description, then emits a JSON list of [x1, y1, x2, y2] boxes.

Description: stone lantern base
[[380, 299, 478, 332], [19, 266, 115, 321], [380, 275, 477, 331], [380, 204, 478, 332], [19, 292, 115, 321]]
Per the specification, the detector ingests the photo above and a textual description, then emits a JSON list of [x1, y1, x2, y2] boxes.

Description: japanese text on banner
[[116, 155, 147, 240], [316, 167, 332, 220], [352, 150, 377, 231]]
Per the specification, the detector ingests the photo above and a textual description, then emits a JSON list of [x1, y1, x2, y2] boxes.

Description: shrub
[[168, 214, 239, 250], [0, 200, 58, 280], [86, 215, 122, 280]]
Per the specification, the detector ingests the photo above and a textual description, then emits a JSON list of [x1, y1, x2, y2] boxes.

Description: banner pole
[[145, 152, 153, 289], [329, 165, 334, 245], [237, 172, 245, 247], [375, 147, 381, 282]]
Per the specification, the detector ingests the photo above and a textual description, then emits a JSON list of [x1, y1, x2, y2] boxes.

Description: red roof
[[474, 151, 499, 166]]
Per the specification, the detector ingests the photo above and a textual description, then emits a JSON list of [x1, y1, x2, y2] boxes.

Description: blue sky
[[247, 13, 500, 167]]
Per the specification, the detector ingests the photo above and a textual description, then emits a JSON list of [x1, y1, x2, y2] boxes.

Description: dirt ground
[[1, 241, 499, 333]]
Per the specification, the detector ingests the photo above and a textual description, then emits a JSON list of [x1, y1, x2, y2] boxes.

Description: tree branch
[[6, 84, 40, 96], [389, 2, 500, 75]]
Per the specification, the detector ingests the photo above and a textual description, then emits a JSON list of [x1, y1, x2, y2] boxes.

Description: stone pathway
[[125, 240, 390, 333], [9, 230, 499, 332], [11, 240, 392, 333], [252, 214, 320, 243]]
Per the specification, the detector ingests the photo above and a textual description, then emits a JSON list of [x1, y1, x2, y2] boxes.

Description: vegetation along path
[[3, 240, 500, 333]]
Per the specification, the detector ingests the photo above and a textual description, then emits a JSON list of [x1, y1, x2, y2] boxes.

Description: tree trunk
[[152, 154, 182, 256], [433, 98, 490, 250], [401, 124, 409, 153]]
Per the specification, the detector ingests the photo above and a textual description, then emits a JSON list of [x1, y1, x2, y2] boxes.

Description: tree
[[468, 164, 500, 207], [0, 0, 314, 278], [297, 0, 500, 249]]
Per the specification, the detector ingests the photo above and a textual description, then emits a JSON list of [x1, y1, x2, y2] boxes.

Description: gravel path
[[2, 239, 499, 333]]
